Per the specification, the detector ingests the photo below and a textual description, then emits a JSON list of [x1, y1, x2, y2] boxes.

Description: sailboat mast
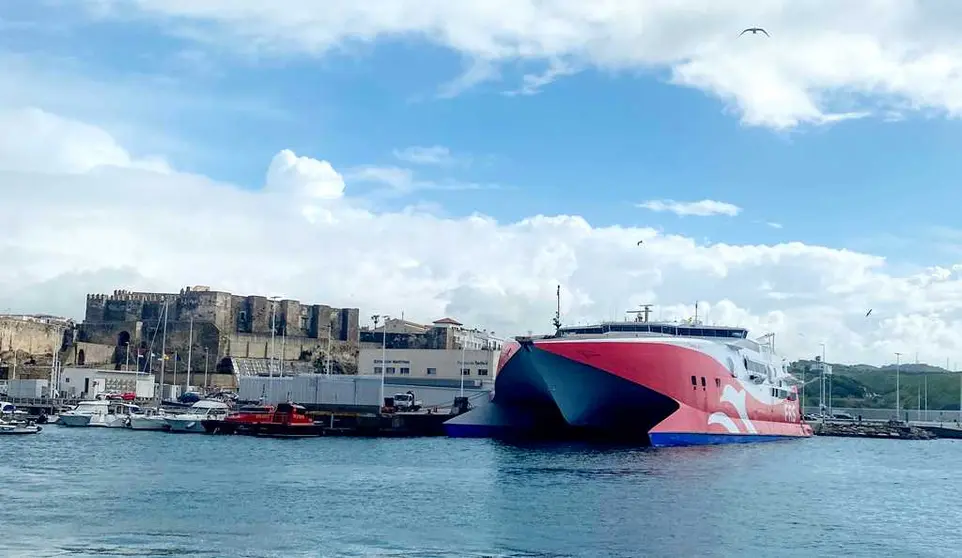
[[186, 315, 193, 390], [159, 300, 168, 403]]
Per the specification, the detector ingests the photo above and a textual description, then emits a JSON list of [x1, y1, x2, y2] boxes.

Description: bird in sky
[[739, 27, 770, 37], [865, 308, 873, 317], [637, 240, 644, 245]]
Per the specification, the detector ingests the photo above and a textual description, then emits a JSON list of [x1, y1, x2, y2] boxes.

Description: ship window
[[374, 366, 382, 375], [426, 367, 437, 375], [386, 367, 396, 375], [715, 378, 721, 388], [399, 367, 410, 375], [477, 369, 489, 376], [690, 375, 697, 386], [462, 368, 470, 376], [700, 377, 706, 387]]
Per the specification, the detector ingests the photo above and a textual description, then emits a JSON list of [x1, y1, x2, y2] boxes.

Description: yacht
[[59, 400, 142, 428], [127, 407, 170, 431], [165, 400, 230, 433]]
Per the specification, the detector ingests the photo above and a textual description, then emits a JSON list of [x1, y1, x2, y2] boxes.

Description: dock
[[813, 419, 935, 440]]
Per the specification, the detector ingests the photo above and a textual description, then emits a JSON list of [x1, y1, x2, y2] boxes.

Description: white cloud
[[265, 149, 345, 200], [767, 222, 784, 229], [92, 1, 962, 128], [0, 107, 170, 174], [637, 199, 742, 217], [392, 146, 455, 166], [347, 164, 500, 196], [6, 106, 962, 366]]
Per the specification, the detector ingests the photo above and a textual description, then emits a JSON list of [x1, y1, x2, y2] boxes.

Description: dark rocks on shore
[[813, 420, 936, 440]]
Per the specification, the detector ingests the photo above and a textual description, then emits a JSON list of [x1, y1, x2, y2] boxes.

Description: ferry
[[444, 306, 812, 447]]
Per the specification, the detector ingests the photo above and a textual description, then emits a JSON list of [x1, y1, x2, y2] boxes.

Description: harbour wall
[[803, 406, 962, 423]]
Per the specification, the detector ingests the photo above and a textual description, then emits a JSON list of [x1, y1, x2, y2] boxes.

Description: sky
[[5, 1, 962, 366]]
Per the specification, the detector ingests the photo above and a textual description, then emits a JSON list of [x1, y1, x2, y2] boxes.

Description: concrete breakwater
[[813, 420, 935, 440]]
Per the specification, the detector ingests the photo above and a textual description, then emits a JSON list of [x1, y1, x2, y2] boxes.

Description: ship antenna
[[552, 284, 562, 334], [626, 304, 653, 323]]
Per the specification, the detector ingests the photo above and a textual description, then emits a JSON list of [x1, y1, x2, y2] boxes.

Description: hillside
[[789, 360, 962, 410]]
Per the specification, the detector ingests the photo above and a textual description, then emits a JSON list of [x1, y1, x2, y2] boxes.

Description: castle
[[79, 286, 360, 374]]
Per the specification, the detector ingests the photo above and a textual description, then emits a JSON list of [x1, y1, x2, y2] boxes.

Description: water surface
[[2, 427, 959, 557]]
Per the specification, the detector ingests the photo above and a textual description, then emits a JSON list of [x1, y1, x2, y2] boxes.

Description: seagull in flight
[[739, 27, 770, 37], [865, 308, 873, 317]]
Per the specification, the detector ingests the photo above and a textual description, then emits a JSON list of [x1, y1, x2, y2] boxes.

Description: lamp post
[[379, 314, 390, 409], [895, 352, 902, 420], [268, 296, 281, 403], [460, 332, 467, 397], [819, 343, 826, 415]]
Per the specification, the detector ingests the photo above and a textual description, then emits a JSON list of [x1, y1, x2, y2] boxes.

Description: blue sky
[[5, 1, 962, 269], [9, 2, 962, 362]]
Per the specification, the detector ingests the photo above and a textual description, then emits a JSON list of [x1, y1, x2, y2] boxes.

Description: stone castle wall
[[81, 286, 361, 371], [0, 317, 69, 357]]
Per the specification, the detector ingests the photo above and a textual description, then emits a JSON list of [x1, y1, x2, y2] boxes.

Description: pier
[[812, 419, 935, 440]]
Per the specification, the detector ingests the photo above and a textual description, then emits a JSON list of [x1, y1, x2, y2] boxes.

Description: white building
[[59, 367, 155, 400], [430, 318, 504, 351], [358, 348, 499, 380]]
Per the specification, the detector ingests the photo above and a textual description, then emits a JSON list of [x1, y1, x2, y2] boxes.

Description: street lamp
[[268, 295, 282, 403], [379, 314, 390, 409], [895, 351, 902, 420], [819, 343, 826, 415], [460, 330, 467, 397]]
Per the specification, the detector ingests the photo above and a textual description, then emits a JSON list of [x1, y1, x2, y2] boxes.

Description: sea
[[2, 427, 960, 557]]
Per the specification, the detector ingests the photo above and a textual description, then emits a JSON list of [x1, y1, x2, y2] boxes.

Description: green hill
[[789, 360, 962, 411]]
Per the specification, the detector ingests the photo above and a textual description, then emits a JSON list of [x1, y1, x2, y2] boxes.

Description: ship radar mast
[[552, 285, 562, 334], [626, 304, 654, 323]]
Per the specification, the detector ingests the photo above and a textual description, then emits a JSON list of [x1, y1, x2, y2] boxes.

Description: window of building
[[690, 375, 697, 386], [400, 367, 410, 375], [462, 368, 470, 376], [426, 367, 437, 375], [477, 369, 489, 376], [374, 366, 382, 375], [386, 367, 396, 375], [300, 315, 308, 329], [700, 377, 706, 387], [715, 378, 721, 388]]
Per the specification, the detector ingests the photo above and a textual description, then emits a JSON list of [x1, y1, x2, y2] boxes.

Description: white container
[[8, 379, 49, 399]]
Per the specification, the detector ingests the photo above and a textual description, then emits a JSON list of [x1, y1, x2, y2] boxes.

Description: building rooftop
[[432, 317, 463, 326]]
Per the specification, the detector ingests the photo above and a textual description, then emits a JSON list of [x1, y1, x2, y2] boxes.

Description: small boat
[[165, 400, 230, 433], [59, 400, 142, 428], [127, 407, 170, 431], [203, 402, 321, 437], [0, 421, 42, 435]]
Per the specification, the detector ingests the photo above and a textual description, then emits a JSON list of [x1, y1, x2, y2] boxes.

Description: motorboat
[[59, 400, 142, 428], [0, 421, 42, 435], [165, 400, 230, 433], [127, 407, 170, 431], [203, 402, 321, 437]]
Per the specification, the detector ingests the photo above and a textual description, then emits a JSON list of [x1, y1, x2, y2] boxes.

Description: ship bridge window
[[690, 375, 697, 386], [700, 377, 706, 387]]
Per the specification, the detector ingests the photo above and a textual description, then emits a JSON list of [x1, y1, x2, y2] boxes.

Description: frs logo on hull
[[784, 404, 798, 423]]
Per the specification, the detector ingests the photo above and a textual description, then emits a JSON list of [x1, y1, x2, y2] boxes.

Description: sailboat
[[129, 300, 172, 431]]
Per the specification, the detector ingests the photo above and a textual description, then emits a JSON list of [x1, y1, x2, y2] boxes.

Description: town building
[[58, 367, 155, 400], [358, 348, 497, 380], [357, 316, 505, 380], [78, 286, 361, 375]]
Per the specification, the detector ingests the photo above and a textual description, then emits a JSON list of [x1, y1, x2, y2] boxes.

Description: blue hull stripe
[[649, 432, 799, 447]]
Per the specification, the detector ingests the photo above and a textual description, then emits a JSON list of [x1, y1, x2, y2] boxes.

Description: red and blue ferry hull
[[443, 337, 812, 447]]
